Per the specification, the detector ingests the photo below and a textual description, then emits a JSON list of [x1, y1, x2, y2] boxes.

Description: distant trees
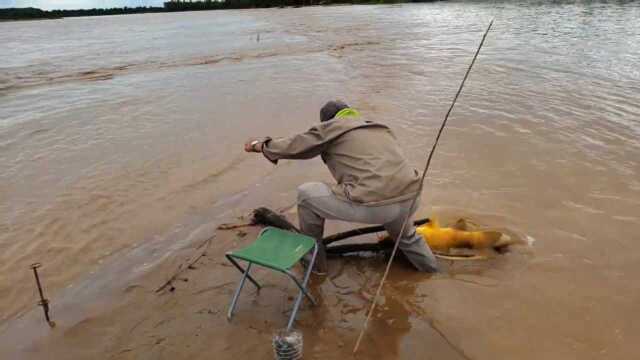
[[1, 0, 439, 21], [48, 6, 165, 18], [164, 0, 228, 11], [0, 7, 60, 20], [163, 0, 421, 10], [0, 6, 164, 21], [164, 0, 312, 10]]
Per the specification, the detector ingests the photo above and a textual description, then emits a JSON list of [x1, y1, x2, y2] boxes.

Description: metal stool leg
[[227, 262, 254, 321], [226, 254, 261, 290], [285, 244, 318, 331]]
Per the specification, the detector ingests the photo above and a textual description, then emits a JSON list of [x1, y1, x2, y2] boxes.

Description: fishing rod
[[353, 19, 495, 353]]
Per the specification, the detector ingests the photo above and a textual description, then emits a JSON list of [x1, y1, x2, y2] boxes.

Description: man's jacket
[[262, 116, 421, 206]]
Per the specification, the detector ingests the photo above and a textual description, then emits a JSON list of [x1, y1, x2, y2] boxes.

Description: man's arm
[[244, 126, 328, 164]]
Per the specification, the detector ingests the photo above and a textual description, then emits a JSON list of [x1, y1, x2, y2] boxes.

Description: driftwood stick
[[326, 242, 387, 255], [216, 207, 429, 248], [217, 222, 253, 230], [327, 241, 487, 260], [323, 218, 430, 245], [155, 235, 214, 293]]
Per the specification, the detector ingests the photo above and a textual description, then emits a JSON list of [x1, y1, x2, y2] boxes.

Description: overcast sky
[[0, 0, 166, 9]]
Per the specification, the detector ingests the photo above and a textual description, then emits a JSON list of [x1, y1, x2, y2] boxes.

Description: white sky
[[1, 0, 166, 9]]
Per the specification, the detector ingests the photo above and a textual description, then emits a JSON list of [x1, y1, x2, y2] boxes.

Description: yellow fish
[[416, 218, 515, 252]]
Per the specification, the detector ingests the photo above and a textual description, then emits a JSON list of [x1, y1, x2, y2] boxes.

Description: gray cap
[[320, 100, 349, 122]]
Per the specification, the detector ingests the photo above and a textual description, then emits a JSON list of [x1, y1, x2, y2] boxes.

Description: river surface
[[1, 1, 640, 358]]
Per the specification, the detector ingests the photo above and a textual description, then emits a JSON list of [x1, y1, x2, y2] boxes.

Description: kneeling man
[[244, 101, 438, 274]]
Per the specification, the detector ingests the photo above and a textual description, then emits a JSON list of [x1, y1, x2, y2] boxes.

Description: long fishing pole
[[353, 19, 494, 353]]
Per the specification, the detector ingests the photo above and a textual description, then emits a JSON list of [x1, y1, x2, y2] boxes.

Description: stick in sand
[[353, 19, 495, 353]]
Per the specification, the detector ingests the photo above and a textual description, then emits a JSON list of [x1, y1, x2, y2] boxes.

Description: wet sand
[[2, 2, 640, 359], [0, 211, 524, 360], [1, 203, 634, 359]]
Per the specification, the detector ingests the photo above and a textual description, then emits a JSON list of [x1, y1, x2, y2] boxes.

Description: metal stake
[[30, 263, 55, 327]]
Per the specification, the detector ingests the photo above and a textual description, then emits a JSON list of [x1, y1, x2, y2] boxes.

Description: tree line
[[1, 0, 437, 21], [0, 6, 164, 20], [164, 0, 420, 10]]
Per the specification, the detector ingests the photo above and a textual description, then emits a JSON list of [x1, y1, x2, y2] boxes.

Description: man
[[244, 100, 438, 274]]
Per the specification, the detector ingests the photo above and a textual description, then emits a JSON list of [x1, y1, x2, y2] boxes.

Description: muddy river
[[1, 1, 639, 358]]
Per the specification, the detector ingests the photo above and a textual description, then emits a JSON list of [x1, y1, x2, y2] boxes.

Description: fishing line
[[353, 19, 494, 353]]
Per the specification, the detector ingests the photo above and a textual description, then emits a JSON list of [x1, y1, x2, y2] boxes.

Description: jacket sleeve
[[262, 126, 328, 164]]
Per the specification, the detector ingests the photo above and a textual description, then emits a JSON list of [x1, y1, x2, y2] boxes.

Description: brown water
[[1, 2, 640, 358]]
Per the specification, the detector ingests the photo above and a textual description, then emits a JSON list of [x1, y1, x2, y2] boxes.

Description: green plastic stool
[[225, 227, 318, 331]]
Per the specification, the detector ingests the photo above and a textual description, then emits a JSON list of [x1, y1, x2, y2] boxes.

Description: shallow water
[[1, 2, 640, 358]]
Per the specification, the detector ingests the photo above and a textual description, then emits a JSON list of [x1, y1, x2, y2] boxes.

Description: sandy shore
[[0, 210, 487, 360]]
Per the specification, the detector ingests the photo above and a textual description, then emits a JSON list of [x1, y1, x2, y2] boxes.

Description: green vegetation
[[49, 6, 166, 17], [164, 0, 428, 10], [1, 0, 437, 21], [0, 7, 60, 21], [165, 0, 437, 10], [0, 6, 164, 20]]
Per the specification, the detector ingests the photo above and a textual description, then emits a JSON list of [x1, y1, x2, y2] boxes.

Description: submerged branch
[[155, 235, 214, 294]]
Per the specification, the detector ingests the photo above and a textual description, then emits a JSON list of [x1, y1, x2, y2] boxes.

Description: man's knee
[[297, 182, 331, 204]]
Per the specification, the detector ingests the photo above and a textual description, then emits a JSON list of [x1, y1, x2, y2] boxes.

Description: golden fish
[[416, 218, 515, 252]]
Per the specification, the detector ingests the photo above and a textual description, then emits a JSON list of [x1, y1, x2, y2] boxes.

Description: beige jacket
[[262, 118, 421, 206]]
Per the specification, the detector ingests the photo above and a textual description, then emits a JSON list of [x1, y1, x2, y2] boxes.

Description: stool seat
[[225, 227, 319, 331], [229, 227, 315, 271]]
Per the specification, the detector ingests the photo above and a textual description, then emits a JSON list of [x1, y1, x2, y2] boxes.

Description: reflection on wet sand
[[301, 255, 469, 359]]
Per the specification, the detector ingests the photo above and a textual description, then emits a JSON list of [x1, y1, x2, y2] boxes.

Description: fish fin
[[493, 233, 512, 248], [452, 218, 468, 231]]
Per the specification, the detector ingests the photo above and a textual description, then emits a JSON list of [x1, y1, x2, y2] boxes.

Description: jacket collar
[[334, 108, 361, 119]]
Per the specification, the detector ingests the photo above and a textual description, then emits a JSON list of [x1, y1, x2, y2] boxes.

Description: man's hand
[[244, 138, 264, 153]]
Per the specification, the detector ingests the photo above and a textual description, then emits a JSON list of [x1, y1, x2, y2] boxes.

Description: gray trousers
[[297, 182, 438, 273]]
